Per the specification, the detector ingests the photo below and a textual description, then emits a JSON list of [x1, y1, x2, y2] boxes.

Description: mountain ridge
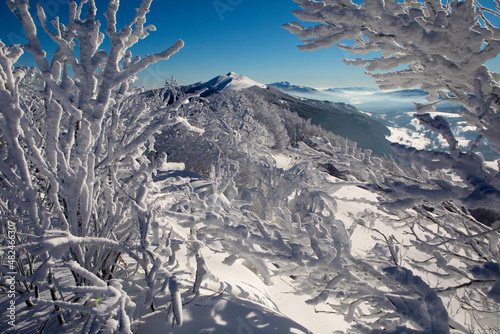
[[181, 73, 394, 156], [183, 72, 267, 94]]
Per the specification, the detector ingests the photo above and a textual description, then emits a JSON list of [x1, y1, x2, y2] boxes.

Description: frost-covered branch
[[284, 0, 500, 153]]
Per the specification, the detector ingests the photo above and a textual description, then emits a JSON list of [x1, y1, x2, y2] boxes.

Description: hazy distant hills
[[268, 82, 431, 114]]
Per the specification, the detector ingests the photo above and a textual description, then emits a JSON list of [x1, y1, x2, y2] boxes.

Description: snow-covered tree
[[284, 0, 500, 209], [0, 0, 203, 331]]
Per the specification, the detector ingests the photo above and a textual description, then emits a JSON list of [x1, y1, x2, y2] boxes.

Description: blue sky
[[0, 0, 373, 88], [1, 0, 500, 89]]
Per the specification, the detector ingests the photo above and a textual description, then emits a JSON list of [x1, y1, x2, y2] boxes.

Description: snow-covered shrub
[[157, 91, 268, 183], [245, 93, 291, 150], [0, 0, 203, 331]]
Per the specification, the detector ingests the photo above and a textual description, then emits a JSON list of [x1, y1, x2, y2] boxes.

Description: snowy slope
[[245, 85, 395, 157], [152, 91, 499, 333], [374, 109, 500, 161], [127, 160, 384, 334]]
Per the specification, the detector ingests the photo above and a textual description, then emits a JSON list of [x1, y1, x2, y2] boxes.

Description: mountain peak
[[221, 72, 267, 91], [195, 72, 267, 92]]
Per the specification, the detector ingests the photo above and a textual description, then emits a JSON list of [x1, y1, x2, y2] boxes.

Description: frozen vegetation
[[0, 0, 499, 333]]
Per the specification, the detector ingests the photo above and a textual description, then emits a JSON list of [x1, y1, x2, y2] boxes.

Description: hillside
[[268, 79, 499, 162], [248, 86, 394, 156]]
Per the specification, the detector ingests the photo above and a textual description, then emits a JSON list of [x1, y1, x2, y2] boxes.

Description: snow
[[425, 111, 463, 119], [387, 125, 432, 150], [129, 245, 320, 333], [149, 151, 387, 334], [273, 153, 293, 169], [485, 160, 499, 171], [221, 72, 267, 91], [200, 72, 267, 92], [268, 277, 345, 334]]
